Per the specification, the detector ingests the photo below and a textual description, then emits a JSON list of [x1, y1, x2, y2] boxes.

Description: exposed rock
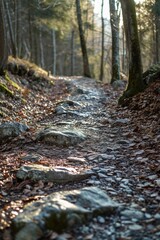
[[21, 154, 41, 162], [12, 187, 118, 237], [14, 223, 43, 240], [129, 224, 143, 231], [71, 87, 91, 95], [17, 164, 91, 183], [0, 122, 29, 142], [120, 209, 144, 220], [112, 80, 126, 90], [55, 100, 82, 114], [36, 127, 86, 146]]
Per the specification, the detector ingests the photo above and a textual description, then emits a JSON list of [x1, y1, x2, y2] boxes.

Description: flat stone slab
[[36, 127, 86, 146], [17, 164, 91, 183], [0, 122, 29, 142], [12, 187, 118, 239]]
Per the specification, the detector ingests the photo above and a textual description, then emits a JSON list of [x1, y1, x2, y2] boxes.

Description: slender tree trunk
[[4, 1, 16, 57], [0, 0, 8, 74], [15, 0, 22, 57], [71, 29, 75, 75], [28, 1, 34, 61], [39, 26, 44, 68], [109, 0, 120, 83], [92, 0, 95, 53], [75, 0, 91, 78], [155, 0, 160, 63], [122, 26, 126, 73], [119, 0, 145, 103], [52, 29, 56, 75], [99, 0, 105, 81]]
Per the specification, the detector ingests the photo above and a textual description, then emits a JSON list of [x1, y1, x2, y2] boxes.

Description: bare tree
[[155, 0, 160, 63], [99, 0, 105, 81], [70, 29, 75, 75], [4, 1, 16, 57], [119, 0, 145, 103], [0, 0, 8, 74], [52, 29, 56, 75], [109, 0, 120, 83], [75, 0, 91, 78]]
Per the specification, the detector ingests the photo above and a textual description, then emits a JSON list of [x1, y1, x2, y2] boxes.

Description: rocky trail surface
[[0, 75, 160, 240]]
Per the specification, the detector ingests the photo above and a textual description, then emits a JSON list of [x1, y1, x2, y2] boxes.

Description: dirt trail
[[0, 76, 160, 240]]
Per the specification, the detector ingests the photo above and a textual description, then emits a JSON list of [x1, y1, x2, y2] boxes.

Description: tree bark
[[119, 0, 145, 103], [109, 0, 120, 83], [75, 0, 91, 78], [0, 0, 8, 74], [39, 26, 44, 68], [155, 0, 160, 63], [99, 0, 105, 81], [4, 1, 16, 57], [52, 29, 56, 75], [70, 29, 75, 75]]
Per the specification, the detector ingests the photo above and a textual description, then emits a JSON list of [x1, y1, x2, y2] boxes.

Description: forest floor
[[0, 64, 160, 240]]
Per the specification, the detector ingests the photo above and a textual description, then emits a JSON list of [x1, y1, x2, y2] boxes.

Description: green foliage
[[143, 63, 160, 84], [29, 0, 73, 32]]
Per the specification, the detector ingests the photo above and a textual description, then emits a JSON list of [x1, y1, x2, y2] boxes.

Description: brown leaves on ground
[[0, 68, 160, 239]]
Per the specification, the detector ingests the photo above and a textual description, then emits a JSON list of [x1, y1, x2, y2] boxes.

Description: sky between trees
[[94, 0, 145, 19]]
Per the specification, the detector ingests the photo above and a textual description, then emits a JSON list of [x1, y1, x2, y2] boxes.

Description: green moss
[[143, 64, 160, 84], [5, 72, 21, 91], [0, 82, 13, 97]]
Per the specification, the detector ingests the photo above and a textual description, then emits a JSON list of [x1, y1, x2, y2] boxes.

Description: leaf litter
[[0, 69, 160, 239]]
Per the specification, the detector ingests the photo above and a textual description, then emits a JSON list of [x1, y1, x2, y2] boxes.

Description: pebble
[[97, 216, 105, 224], [100, 154, 115, 160], [117, 140, 130, 145], [94, 181, 101, 185], [90, 175, 97, 180], [67, 156, 86, 163], [92, 167, 100, 171], [129, 224, 143, 231], [98, 173, 107, 178], [87, 155, 99, 161], [154, 213, 160, 219], [87, 180, 95, 185], [21, 154, 41, 162], [145, 213, 152, 219], [120, 209, 144, 220], [98, 169, 110, 174]]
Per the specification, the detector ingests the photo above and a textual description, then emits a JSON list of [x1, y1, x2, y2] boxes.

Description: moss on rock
[[0, 82, 13, 97]]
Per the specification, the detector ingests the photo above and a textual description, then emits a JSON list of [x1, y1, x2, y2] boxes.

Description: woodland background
[[1, 0, 160, 82]]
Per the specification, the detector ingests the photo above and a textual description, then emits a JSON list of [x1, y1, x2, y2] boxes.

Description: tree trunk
[[39, 26, 44, 68], [15, 0, 22, 57], [0, 0, 8, 74], [99, 0, 105, 81], [28, 1, 34, 62], [109, 0, 120, 83], [155, 0, 160, 63], [75, 0, 91, 78], [52, 29, 56, 75], [70, 29, 75, 75], [4, 1, 16, 57], [119, 0, 145, 103]]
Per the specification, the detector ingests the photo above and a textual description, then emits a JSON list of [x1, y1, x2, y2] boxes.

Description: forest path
[[0, 76, 159, 240]]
